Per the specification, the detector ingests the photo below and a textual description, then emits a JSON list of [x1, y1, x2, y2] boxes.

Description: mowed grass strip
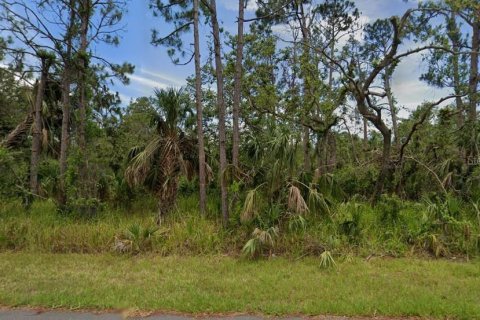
[[0, 253, 479, 319]]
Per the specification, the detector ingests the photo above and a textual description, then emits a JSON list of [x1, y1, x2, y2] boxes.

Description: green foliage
[[114, 223, 159, 254], [1, 0, 480, 275], [0, 195, 478, 259], [377, 194, 404, 224], [0, 147, 28, 200], [288, 214, 307, 232], [336, 202, 363, 243], [242, 226, 279, 259]]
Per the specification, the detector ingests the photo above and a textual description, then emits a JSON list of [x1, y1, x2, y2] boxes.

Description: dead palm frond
[[288, 184, 309, 214], [241, 188, 260, 222]]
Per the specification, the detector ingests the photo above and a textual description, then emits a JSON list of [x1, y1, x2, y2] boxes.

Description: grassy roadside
[[0, 253, 479, 319]]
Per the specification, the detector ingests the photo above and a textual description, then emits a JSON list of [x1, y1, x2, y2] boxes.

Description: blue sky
[[99, 0, 448, 113]]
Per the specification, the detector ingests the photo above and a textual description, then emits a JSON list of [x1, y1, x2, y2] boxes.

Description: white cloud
[[271, 23, 294, 38], [129, 74, 169, 91], [219, 0, 258, 12], [118, 93, 133, 104], [139, 68, 185, 86], [127, 69, 187, 96], [392, 53, 451, 117]]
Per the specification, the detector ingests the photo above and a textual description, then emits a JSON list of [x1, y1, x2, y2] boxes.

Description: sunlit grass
[[0, 253, 478, 319]]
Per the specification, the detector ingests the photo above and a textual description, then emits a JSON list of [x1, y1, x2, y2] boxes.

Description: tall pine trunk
[[232, 0, 244, 169], [58, 0, 76, 206], [193, 0, 207, 215], [468, 10, 479, 159], [448, 11, 464, 129], [210, 0, 229, 225], [298, 4, 312, 173], [58, 68, 72, 205], [78, 0, 90, 196]]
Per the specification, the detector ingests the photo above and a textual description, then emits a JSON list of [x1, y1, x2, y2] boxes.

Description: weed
[[319, 250, 337, 269]]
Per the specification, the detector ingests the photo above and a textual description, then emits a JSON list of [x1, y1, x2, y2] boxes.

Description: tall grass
[[0, 194, 479, 258]]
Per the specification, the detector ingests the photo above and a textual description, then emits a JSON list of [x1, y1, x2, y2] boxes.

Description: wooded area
[[0, 0, 480, 260]]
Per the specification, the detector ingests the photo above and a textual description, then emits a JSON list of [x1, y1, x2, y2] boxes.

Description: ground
[[0, 253, 479, 319]]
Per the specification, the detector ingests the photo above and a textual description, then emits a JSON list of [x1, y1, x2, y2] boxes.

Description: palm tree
[[125, 87, 197, 224]]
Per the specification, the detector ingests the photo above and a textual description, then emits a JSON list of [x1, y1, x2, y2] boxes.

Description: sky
[[97, 0, 450, 115]]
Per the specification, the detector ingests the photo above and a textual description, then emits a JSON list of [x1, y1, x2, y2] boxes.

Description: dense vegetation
[[1, 0, 480, 261]]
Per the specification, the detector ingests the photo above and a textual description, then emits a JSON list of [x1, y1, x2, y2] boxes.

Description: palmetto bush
[[125, 87, 197, 224], [242, 226, 279, 259], [114, 223, 160, 254]]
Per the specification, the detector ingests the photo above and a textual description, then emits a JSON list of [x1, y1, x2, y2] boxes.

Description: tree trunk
[[78, 0, 90, 197], [328, 27, 335, 88], [30, 59, 50, 196], [232, 0, 244, 169], [327, 131, 336, 172], [372, 129, 392, 201], [193, 0, 207, 215], [384, 68, 398, 145], [314, 133, 322, 179], [58, 0, 76, 206], [325, 30, 337, 171], [448, 11, 464, 129], [298, 4, 312, 173], [210, 0, 229, 225], [355, 94, 392, 201], [363, 117, 368, 147], [468, 9, 479, 158], [58, 69, 71, 206], [302, 126, 310, 172], [156, 178, 178, 225]]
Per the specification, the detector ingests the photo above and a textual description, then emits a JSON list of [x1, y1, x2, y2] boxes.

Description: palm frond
[[288, 185, 309, 214], [241, 188, 260, 222]]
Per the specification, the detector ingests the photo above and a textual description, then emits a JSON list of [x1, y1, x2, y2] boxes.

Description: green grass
[[0, 253, 479, 319]]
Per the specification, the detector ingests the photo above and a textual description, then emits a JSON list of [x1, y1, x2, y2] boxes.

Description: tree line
[[0, 0, 479, 227]]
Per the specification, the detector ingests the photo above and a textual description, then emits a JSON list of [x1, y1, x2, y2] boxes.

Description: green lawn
[[0, 253, 479, 319]]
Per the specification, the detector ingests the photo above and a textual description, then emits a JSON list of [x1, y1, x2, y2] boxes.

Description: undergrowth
[[0, 194, 479, 259]]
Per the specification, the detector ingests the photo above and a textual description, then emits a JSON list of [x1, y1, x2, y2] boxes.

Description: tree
[[193, 0, 207, 215], [467, 5, 479, 159], [150, 0, 207, 214], [315, 0, 359, 173], [74, 0, 132, 198], [125, 88, 197, 224], [30, 51, 55, 197], [57, 0, 77, 206], [232, 0, 245, 169], [321, 9, 460, 200], [205, 0, 229, 225], [76, 0, 90, 196], [256, 0, 318, 172], [0, 0, 132, 206], [363, 19, 400, 145]]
